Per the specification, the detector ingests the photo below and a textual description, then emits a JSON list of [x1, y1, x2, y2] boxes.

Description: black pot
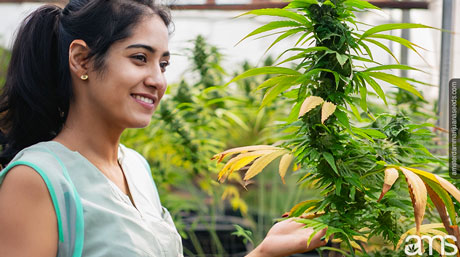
[[181, 215, 251, 256]]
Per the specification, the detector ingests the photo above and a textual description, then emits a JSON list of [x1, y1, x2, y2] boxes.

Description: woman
[[0, 1, 327, 256]]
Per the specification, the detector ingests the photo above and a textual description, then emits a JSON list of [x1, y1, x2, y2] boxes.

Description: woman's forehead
[[118, 15, 169, 52]]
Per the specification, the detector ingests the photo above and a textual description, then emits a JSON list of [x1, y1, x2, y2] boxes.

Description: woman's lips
[[131, 94, 156, 110]]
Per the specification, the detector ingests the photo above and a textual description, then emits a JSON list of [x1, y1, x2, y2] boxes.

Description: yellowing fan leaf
[[212, 145, 280, 162], [434, 174, 460, 204], [298, 96, 324, 117], [378, 167, 399, 202], [425, 182, 458, 239], [321, 101, 337, 124], [279, 153, 294, 184], [399, 167, 427, 235], [217, 150, 273, 182], [399, 166, 460, 224], [244, 150, 287, 180]]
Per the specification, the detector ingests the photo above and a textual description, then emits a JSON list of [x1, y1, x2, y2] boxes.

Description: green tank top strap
[[0, 144, 84, 257]]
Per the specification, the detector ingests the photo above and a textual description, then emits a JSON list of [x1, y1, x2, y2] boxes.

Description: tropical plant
[[213, 0, 459, 256]]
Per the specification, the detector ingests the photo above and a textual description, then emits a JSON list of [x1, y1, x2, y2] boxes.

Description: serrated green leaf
[[261, 80, 295, 108], [256, 75, 299, 91], [360, 23, 435, 39], [276, 46, 331, 63], [367, 71, 423, 99], [237, 21, 302, 45], [239, 8, 310, 24], [343, 0, 379, 10], [265, 28, 306, 54], [323, 152, 338, 174], [367, 34, 427, 62], [364, 64, 423, 73], [226, 67, 301, 86], [286, 0, 319, 9], [356, 77, 368, 112], [336, 52, 348, 66], [334, 109, 352, 131], [357, 40, 373, 60], [359, 128, 387, 138], [360, 72, 388, 105], [362, 38, 399, 63]]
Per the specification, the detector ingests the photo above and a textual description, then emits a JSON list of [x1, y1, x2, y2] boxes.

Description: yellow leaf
[[401, 166, 460, 215], [212, 145, 280, 162], [221, 186, 239, 200], [434, 174, 460, 204], [279, 153, 294, 184], [244, 150, 287, 180], [298, 96, 324, 117], [378, 167, 399, 202], [321, 101, 337, 124], [399, 167, 428, 235], [217, 150, 274, 182]]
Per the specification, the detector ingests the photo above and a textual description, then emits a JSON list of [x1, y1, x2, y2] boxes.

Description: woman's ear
[[68, 39, 90, 78]]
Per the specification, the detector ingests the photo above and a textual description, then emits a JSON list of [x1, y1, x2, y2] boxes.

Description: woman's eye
[[131, 54, 147, 63], [160, 61, 170, 72]]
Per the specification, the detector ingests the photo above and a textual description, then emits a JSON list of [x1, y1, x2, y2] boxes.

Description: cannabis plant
[[213, 0, 460, 256]]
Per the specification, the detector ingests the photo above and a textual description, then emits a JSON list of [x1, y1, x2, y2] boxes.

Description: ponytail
[[0, 5, 68, 166], [0, 0, 172, 167]]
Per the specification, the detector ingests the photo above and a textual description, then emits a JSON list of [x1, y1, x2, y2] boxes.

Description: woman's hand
[[246, 218, 328, 257]]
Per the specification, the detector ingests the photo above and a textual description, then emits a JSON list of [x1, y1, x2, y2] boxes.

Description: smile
[[131, 94, 154, 104], [131, 94, 156, 110]]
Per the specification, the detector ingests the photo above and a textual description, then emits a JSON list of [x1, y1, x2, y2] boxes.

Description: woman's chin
[[127, 117, 152, 129]]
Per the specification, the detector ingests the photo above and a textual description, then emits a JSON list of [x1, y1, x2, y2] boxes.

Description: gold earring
[[80, 74, 89, 80]]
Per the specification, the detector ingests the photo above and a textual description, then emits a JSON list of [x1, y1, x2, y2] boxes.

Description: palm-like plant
[[213, 0, 459, 256]]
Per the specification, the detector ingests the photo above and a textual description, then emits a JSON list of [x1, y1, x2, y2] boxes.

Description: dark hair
[[0, 0, 172, 166]]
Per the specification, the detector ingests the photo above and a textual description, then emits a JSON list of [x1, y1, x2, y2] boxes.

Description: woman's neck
[[53, 104, 123, 167]]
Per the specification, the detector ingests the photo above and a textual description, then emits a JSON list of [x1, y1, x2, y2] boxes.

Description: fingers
[[305, 227, 328, 252]]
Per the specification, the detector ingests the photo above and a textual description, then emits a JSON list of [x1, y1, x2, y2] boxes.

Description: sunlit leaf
[[244, 150, 287, 180], [367, 72, 423, 99], [360, 23, 435, 39], [279, 153, 294, 184], [289, 200, 319, 217], [217, 150, 272, 182], [378, 168, 399, 202], [237, 8, 310, 24], [226, 67, 301, 86], [362, 38, 399, 63], [343, 0, 379, 10], [360, 72, 388, 105], [321, 101, 337, 124], [265, 28, 306, 53], [212, 145, 280, 162], [236, 21, 302, 45], [299, 96, 324, 117]]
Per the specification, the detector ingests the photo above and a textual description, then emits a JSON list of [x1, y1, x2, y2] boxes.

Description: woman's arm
[[0, 166, 58, 257], [246, 218, 328, 257]]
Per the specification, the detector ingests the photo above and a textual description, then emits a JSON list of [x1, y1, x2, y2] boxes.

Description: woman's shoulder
[[9, 141, 62, 165], [1, 141, 71, 184]]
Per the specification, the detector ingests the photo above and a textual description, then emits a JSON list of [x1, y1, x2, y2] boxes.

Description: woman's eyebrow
[[126, 44, 170, 57]]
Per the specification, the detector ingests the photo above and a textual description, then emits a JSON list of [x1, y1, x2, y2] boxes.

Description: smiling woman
[[0, 1, 327, 257]]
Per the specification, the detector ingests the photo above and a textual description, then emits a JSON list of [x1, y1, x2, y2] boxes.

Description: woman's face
[[83, 14, 170, 129]]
